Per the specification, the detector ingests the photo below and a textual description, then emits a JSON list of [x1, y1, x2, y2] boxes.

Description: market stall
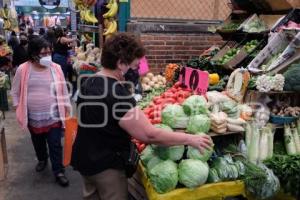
[[126, 1, 300, 200]]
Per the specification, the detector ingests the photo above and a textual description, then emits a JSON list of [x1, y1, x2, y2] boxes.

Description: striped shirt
[[27, 67, 59, 129]]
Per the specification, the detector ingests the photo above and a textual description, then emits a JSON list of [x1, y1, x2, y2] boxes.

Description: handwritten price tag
[[179, 66, 209, 95]]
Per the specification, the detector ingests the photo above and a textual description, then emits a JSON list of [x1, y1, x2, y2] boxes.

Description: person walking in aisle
[[12, 32, 29, 68], [71, 33, 213, 200], [8, 31, 19, 50], [11, 37, 71, 187], [52, 26, 76, 80]]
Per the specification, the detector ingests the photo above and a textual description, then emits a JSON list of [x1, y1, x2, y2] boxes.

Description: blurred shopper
[[8, 31, 19, 50], [11, 37, 71, 187], [39, 28, 46, 37], [71, 33, 213, 200], [52, 26, 76, 80], [12, 32, 29, 68], [44, 28, 56, 51]]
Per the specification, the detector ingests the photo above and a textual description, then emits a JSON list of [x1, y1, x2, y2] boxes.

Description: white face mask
[[39, 56, 52, 68]]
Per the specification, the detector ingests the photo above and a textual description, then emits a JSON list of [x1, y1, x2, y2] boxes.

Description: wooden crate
[[0, 126, 8, 181]]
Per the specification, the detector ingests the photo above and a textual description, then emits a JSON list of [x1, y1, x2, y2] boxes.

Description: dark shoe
[[35, 160, 48, 172], [56, 173, 69, 187]]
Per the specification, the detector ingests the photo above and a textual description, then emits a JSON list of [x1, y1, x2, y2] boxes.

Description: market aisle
[[0, 109, 83, 200]]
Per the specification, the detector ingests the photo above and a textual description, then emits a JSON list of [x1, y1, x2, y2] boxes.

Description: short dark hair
[[39, 28, 45, 35], [28, 28, 34, 35], [101, 33, 146, 70], [28, 37, 51, 61], [54, 26, 64, 38], [19, 32, 27, 37]]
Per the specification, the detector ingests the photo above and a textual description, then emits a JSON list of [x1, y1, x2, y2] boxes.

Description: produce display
[[240, 14, 267, 33], [217, 48, 239, 65], [271, 106, 300, 117], [264, 154, 300, 197], [142, 82, 191, 124], [243, 40, 259, 53], [141, 73, 167, 91], [72, 44, 101, 74], [0, 6, 18, 31], [133, 10, 300, 200], [283, 63, 300, 92], [220, 22, 240, 31], [246, 124, 274, 163], [74, 0, 98, 24], [164, 63, 180, 82], [103, 0, 119, 39], [256, 74, 285, 92], [284, 123, 300, 156], [138, 88, 165, 109]]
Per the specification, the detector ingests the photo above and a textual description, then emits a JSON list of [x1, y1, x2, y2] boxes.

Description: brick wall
[[140, 33, 224, 74]]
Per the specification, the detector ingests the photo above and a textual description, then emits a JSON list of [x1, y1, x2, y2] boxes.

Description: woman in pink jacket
[[11, 37, 71, 187]]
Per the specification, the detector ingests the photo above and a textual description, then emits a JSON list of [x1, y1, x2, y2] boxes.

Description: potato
[[148, 81, 155, 87], [154, 84, 160, 89], [147, 73, 154, 79], [162, 78, 167, 84], [158, 81, 164, 86], [144, 85, 151, 91], [152, 76, 158, 83], [142, 77, 150, 83]]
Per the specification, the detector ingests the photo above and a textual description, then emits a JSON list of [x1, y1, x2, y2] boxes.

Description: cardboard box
[[269, 32, 300, 74], [212, 39, 263, 70], [247, 32, 292, 73], [271, 9, 300, 32]]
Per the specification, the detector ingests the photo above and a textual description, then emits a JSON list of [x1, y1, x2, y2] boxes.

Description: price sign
[[179, 66, 209, 95], [39, 0, 60, 9]]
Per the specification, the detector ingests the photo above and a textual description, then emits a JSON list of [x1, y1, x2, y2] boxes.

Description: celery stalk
[[284, 124, 297, 155], [267, 126, 274, 159], [245, 122, 252, 148], [248, 123, 260, 164], [292, 128, 300, 154], [259, 127, 269, 161]]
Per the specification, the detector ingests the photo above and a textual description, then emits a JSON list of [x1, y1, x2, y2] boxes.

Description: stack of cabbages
[[140, 95, 214, 193]]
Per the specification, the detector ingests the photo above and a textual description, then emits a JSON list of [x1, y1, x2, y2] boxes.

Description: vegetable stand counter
[[138, 163, 247, 200], [136, 162, 296, 200]]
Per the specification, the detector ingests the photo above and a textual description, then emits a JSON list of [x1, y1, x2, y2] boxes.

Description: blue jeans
[[30, 127, 64, 176], [52, 53, 69, 79]]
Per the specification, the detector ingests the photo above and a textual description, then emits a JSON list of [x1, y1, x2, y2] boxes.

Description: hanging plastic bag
[[63, 117, 78, 166]]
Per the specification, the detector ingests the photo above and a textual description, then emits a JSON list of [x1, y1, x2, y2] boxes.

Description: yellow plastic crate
[[138, 163, 297, 200], [138, 163, 246, 200]]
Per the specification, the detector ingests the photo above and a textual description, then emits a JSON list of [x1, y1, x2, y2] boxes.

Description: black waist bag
[[118, 142, 140, 178]]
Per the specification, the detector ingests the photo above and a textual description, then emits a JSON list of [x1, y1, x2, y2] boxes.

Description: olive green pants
[[82, 169, 128, 200]]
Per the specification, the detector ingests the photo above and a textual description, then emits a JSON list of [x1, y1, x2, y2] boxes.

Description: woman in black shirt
[[71, 33, 213, 200], [52, 26, 75, 79]]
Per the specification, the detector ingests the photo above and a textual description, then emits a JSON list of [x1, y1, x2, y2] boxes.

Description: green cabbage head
[[187, 146, 213, 162], [147, 156, 164, 171], [162, 104, 189, 129], [182, 95, 208, 116], [140, 145, 155, 166], [153, 124, 184, 161], [149, 160, 178, 194], [187, 114, 211, 134], [178, 159, 209, 188]]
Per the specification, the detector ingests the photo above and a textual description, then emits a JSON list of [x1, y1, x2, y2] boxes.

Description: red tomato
[[164, 92, 175, 99], [177, 97, 185, 104], [174, 82, 182, 88], [164, 98, 176, 104], [138, 144, 146, 152]]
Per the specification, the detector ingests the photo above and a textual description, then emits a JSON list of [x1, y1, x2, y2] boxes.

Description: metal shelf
[[78, 24, 99, 33]]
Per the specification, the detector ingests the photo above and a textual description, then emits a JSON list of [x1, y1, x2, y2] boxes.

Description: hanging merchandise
[[0, 5, 19, 32], [74, 0, 98, 24], [103, 0, 119, 39]]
